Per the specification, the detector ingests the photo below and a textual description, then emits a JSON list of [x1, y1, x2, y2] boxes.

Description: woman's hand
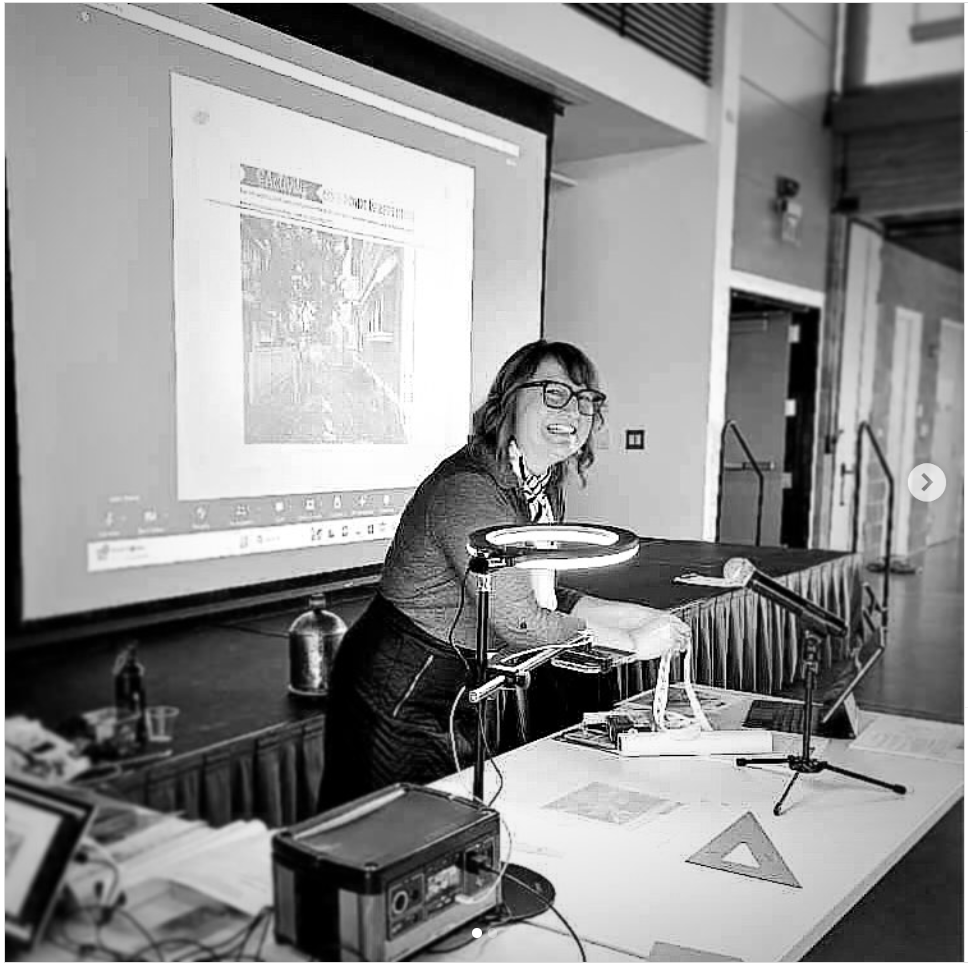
[[627, 612, 692, 661], [572, 595, 692, 661]]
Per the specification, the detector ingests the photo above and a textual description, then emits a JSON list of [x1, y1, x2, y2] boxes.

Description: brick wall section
[[862, 241, 963, 559]]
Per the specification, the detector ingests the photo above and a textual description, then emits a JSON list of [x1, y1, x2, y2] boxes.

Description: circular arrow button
[[907, 463, 946, 502]]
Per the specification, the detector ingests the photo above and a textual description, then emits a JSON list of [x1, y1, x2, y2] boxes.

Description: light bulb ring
[[467, 523, 639, 571]]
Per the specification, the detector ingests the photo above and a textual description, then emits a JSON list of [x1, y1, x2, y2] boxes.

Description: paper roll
[[618, 729, 774, 757]]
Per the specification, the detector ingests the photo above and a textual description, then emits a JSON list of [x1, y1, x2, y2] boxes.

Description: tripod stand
[[737, 630, 907, 816]]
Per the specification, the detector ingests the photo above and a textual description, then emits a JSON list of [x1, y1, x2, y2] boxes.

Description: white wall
[[541, 7, 742, 541], [544, 142, 724, 538], [371, 2, 743, 540], [865, 2, 964, 85], [732, 3, 836, 292]]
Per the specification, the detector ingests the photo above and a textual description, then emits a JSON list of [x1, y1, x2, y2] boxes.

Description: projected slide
[[8, 2, 548, 619], [172, 74, 474, 501]]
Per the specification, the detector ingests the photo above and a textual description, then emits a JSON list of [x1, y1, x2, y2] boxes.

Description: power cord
[[447, 563, 472, 672], [75, 838, 123, 911], [478, 706, 506, 806], [480, 863, 587, 962], [449, 686, 468, 776], [51, 895, 274, 962], [454, 811, 514, 909]]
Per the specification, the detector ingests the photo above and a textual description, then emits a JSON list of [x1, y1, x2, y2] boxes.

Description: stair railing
[[851, 420, 894, 625], [716, 419, 766, 546]]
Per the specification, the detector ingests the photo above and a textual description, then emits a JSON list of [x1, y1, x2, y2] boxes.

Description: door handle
[[839, 462, 855, 506]]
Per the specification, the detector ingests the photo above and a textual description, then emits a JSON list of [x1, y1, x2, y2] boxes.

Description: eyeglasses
[[512, 380, 607, 417]]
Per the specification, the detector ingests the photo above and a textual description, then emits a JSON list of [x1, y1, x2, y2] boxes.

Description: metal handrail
[[851, 420, 893, 625], [716, 419, 766, 546]]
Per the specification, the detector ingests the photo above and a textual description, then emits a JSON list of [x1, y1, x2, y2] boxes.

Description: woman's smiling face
[[512, 356, 594, 475]]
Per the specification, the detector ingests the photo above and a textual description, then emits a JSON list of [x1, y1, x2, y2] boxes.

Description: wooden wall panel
[[842, 119, 964, 217]]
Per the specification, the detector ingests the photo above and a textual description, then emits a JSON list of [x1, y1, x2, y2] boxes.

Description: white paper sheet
[[849, 716, 964, 762]]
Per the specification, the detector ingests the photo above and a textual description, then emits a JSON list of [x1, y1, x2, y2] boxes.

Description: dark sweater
[[380, 442, 586, 653]]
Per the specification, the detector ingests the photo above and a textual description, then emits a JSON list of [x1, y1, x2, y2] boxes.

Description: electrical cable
[[104, 905, 166, 962], [231, 906, 273, 961], [129, 935, 223, 961], [485, 864, 587, 962], [49, 915, 124, 963], [77, 837, 123, 910], [479, 707, 505, 807], [254, 904, 274, 961], [454, 810, 513, 908], [449, 685, 468, 777], [447, 563, 472, 673]]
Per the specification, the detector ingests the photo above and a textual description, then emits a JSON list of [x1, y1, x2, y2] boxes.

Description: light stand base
[[429, 863, 555, 954], [500, 863, 556, 921]]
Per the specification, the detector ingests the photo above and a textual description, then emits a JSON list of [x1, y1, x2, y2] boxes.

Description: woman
[[318, 339, 691, 809]]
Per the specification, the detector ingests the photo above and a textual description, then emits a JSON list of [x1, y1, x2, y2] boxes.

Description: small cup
[[144, 705, 180, 744], [83, 706, 141, 755], [112, 709, 143, 755]]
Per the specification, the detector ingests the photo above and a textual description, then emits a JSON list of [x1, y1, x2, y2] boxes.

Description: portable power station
[[272, 783, 501, 961]]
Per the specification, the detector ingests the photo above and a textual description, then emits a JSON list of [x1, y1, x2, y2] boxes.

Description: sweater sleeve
[[555, 585, 585, 614], [430, 470, 586, 649]]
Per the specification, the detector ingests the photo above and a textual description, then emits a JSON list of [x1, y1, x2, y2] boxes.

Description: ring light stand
[[464, 523, 639, 918]]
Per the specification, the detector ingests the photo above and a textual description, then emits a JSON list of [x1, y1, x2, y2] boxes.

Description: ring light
[[467, 523, 640, 570]]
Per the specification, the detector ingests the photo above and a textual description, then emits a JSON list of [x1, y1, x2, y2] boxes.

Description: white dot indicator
[[471, 927, 483, 939]]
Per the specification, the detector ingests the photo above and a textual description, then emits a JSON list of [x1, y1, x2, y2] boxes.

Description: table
[[431, 688, 963, 962], [25, 690, 961, 964]]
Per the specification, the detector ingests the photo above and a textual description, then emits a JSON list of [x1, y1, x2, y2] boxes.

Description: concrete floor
[[854, 538, 964, 722], [805, 537, 965, 961]]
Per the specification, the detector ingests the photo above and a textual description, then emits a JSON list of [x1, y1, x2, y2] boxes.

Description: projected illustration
[[171, 74, 473, 503], [241, 218, 411, 445]]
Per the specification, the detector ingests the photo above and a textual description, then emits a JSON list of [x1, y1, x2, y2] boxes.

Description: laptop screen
[[6, 777, 95, 950]]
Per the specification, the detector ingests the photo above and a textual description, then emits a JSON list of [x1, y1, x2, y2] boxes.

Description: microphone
[[723, 557, 848, 638]]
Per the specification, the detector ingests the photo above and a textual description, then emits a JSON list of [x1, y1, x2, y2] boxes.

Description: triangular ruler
[[686, 811, 801, 887]]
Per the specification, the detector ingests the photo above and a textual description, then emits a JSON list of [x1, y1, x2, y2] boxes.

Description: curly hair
[[470, 339, 605, 490]]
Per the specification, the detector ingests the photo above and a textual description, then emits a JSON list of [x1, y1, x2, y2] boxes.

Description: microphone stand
[[737, 618, 907, 816]]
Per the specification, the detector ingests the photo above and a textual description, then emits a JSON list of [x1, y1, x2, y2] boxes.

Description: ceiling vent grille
[[571, 4, 715, 85]]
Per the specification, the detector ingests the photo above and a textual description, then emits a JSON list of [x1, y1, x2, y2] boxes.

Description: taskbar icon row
[[88, 513, 402, 572], [98, 491, 403, 536]]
